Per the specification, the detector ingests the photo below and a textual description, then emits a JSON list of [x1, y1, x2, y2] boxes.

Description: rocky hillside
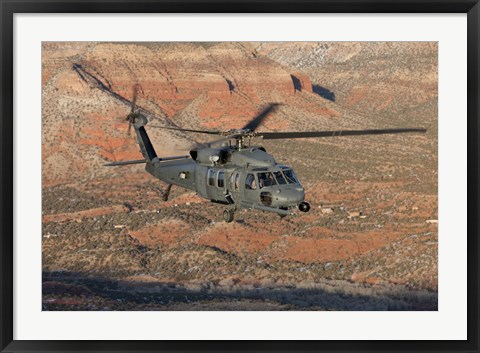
[[41, 42, 438, 310], [42, 42, 437, 186], [257, 42, 437, 122]]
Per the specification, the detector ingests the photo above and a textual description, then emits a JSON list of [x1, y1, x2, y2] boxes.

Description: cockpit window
[[245, 173, 257, 190], [273, 171, 287, 185], [257, 172, 277, 189], [283, 169, 299, 184]]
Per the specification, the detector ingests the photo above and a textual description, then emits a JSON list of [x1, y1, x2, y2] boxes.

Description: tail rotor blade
[[122, 84, 139, 137], [127, 119, 132, 136], [131, 85, 139, 113]]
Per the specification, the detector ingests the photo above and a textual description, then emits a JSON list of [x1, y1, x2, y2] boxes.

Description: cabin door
[[242, 172, 259, 206], [214, 169, 227, 201], [228, 170, 241, 204], [194, 165, 208, 198]]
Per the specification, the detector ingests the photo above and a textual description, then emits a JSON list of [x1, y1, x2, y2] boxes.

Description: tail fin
[[104, 114, 191, 167], [132, 114, 158, 163], [137, 125, 158, 161]]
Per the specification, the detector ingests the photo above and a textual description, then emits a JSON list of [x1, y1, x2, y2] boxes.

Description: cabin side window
[[217, 171, 225, 188], [235, 173, 240, 190], [245, 173, 257, 190], [229, 173, 235, 190], [208, 169, 215, 186]]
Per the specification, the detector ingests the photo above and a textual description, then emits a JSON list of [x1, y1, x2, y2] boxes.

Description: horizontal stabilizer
[[104, 159, 146, 166]]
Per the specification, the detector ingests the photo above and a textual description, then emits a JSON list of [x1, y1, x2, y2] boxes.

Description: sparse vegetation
[[41, 42, 437, 310]]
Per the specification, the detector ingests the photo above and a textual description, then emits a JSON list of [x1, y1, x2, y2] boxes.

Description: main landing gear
[[162, 184, 173, 201], [223, 209, 235, 223]]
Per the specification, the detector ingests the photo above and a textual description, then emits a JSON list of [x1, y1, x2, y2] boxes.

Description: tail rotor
[[126, 84, 139, 136]]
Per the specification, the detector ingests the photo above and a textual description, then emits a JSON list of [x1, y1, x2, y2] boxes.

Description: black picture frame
[[1, 0, 478, 352]]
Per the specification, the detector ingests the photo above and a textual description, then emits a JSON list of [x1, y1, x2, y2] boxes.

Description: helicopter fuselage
[[145, 146, 307, 216]]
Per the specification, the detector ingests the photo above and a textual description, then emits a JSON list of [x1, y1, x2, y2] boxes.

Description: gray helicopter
[[106, 96, 426, 223]]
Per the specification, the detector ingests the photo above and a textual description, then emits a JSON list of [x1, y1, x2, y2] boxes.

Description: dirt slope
[[42, 42, 438, 310]]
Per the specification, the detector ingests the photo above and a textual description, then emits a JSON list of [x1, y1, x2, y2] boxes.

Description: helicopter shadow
[[42, 270, 438, 311]]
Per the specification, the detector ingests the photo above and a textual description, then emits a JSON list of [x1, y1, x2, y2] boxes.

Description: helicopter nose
[[271, 187, 305, 207]]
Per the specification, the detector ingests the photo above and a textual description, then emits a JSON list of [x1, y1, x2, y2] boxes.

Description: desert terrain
[[42, 42, 438, 310]]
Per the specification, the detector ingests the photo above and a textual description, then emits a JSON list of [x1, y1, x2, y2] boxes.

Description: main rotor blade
[[242, 103, 280, 132], [258, 128, 427, 140], [148, 125, 222, 135]]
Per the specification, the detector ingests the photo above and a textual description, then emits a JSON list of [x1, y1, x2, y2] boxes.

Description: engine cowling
[[190, 148, 229, 165]]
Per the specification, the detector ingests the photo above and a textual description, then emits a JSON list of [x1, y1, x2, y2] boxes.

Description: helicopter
[[105, 90, 427, 223]]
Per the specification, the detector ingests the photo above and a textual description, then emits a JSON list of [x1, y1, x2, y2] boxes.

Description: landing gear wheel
[[223, 209, 234, 223], [279, 207, 288, 219]]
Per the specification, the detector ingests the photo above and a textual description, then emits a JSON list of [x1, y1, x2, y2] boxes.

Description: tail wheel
[[223, 209, 234, 223]]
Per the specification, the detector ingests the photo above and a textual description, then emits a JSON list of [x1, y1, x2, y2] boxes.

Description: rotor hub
[[222, 128, 252, 136], [129, 113, 148, 127]]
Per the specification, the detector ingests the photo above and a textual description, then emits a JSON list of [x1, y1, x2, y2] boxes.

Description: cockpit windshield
[[257, 172, 277, 189], [283, 169, 299, 184], [273, 171, 287, 185], [254, 169, 300, 188]]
